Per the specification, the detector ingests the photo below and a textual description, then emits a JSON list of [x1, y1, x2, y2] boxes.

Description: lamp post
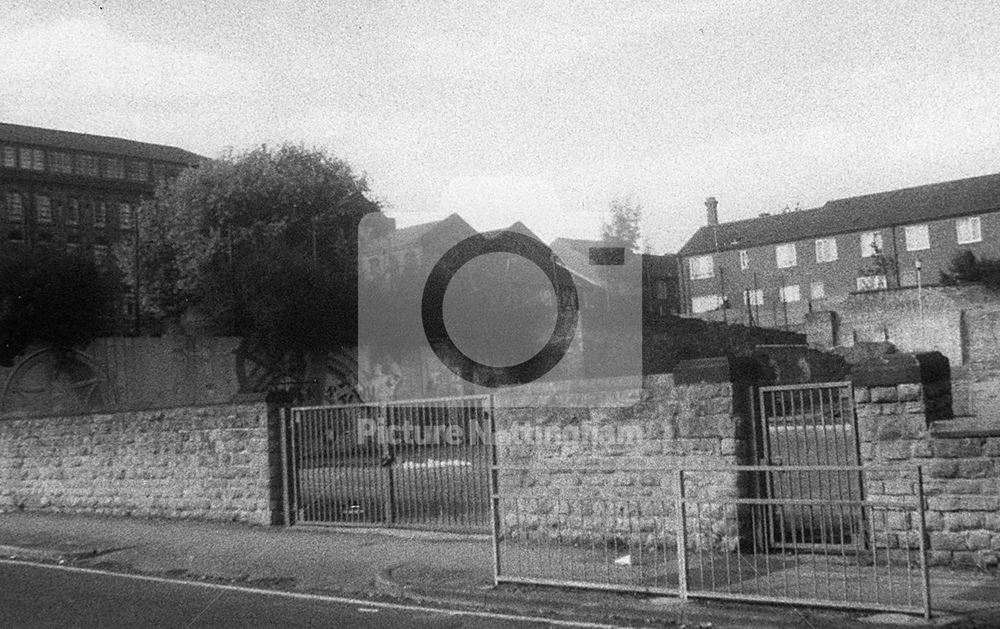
[[915, 257, 925, 345]]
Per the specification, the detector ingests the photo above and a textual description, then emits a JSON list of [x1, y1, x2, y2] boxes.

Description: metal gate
[[755, 382, 864, 550], [282, 395, 494, 532]]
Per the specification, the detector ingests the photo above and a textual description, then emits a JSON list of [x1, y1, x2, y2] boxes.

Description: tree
[[941, 250, 1000, 290], [0, 248, 115, 366], [600, 195, 643, 252], [122, 144, 380, 400]]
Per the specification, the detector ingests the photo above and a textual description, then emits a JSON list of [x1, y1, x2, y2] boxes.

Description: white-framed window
[[5, 192, 23, 222], [2, 146, 15, 168], [956, 216, 982, 244], [810, 282, 826, 300], [860, 231, 883, 257], [20, 148, 44, 170], [691, 294, 723, 314], [857, 275, 888, 291], [688, 254, 714, 280], [35, 194, 52, 223], [118, 202, 133, 230], [779, 284, 801, 303], [815, 237, 838, 263], [775, 243, 797, 268], [742, 288, 764, 306], [739, 249, 749, 270], [904, 224, 930, 251]]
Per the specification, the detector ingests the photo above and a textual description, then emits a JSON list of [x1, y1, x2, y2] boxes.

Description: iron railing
[[284, 395, 493, 532], [492, 464, 930, 618]]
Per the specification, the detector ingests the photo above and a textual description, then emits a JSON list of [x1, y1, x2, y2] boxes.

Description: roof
[[0, 122, 205, 166], [383, 213, 474, 249], [678, 172, 1000, 256]]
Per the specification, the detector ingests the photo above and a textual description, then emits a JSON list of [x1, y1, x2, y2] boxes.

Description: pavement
[[0, 511, 998, 628]]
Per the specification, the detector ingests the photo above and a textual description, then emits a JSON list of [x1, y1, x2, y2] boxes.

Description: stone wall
[[0, 402, 274, 525], [854, 374, 1000, 570], [493, 366, 751, 551], [806, 285, 1000, 417]]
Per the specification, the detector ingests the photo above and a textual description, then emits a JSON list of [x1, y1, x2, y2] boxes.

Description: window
[[6, 192, 23, 222], [104, 157, 125, 179], [815, 237, 838, 263], [93, 244, 109, 264], [742, 288, 764, 306], [956, 216, 982, 244], [904, 224, 930, 251], [2, 146, 15, 168], [739, 249, 749, 270], [35, 195, 52, 223], [19, 147, 44, 170], [78, 154, 99, 177], [152, 163, 168, 184], [810, 282, 826, 300], [860, 231, 883, 257], [118, 202, 133, 230], [654, 279, 669, 299], [128, 160, 148, 182], [50, 152, 73, 174], [775, 243, 797, 268], [857, 275, 888, 291], [66, 198, 80, 225], [8, 230, 24, 243], [691, 294, 723, 313], [779, 284, 800, 303], [689, 254, 714, 279], [94, 202, 107, 228]]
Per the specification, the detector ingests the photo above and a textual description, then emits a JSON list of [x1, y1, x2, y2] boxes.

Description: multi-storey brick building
[[0, 122, 203, 258], [678, 173, 1000, 329]]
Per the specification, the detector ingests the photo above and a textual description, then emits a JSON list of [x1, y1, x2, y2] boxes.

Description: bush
[[0, 248, 116, 366], [941, 251, 1000, 290]]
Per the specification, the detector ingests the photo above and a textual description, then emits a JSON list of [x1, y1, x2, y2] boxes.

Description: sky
[[4, 1, 1000, 253]]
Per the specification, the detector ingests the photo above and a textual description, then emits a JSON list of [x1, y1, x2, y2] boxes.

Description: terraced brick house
[[678, 173, 1000, 329]]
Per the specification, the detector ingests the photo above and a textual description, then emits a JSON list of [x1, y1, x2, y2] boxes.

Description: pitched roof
[[385, 213, 475, 249], [678, 172, 1000, 256], [0, 122, 204, 165]]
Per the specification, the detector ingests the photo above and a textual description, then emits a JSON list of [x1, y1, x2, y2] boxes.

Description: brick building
[[678, 173, 1000, 329], [0, 122, 203, 259]]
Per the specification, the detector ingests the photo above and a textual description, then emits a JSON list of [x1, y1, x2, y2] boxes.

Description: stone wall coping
[[0, 400, 267, 423], [929, 417, 1000, 439]]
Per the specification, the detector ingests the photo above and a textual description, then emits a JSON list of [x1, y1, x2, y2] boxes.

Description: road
[[0, 561, 612, 629]]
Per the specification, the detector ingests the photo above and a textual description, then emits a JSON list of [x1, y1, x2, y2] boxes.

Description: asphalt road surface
[[0, 561, 609, 629]]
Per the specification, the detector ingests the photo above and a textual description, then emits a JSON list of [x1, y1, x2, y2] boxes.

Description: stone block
[[932, 438, 984, 459], [967, 530, 992, 551], [929, 531, 967, 551], [854, 388, 871, 403], [870, 386, 899, 403], [897, 383, 923, 402]]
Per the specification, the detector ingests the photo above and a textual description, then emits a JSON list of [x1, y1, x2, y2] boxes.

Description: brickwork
[[854, 379, 1000, 570], [493, 371, 750, 551], [0, 402, 273, 524]]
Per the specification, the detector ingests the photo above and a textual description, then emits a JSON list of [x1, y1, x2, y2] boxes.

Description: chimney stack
[[705, 196, 719, 226]]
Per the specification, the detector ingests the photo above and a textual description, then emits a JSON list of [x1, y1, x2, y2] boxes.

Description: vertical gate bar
[[280, 407, 291, 526], [489, 398, 502, 584], [915, 466, 932, 620], [291, 410, 301, 523], [322, 409, 332, 523], [675, 470, 688, 599]]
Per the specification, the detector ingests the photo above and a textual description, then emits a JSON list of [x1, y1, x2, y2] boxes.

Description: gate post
[[280, 407, 291, 527], [675, 469, 689, 599], [379, 405, 397, 524]]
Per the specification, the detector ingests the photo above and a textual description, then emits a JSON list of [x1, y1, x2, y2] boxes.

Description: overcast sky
[[4, 1, 1000, 252]]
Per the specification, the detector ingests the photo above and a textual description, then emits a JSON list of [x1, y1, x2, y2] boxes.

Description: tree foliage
[[941, 250, 1000, 290], [600, 195, 643, 252], [0, 248, 115, 366], [124, 144, 380, 397]]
